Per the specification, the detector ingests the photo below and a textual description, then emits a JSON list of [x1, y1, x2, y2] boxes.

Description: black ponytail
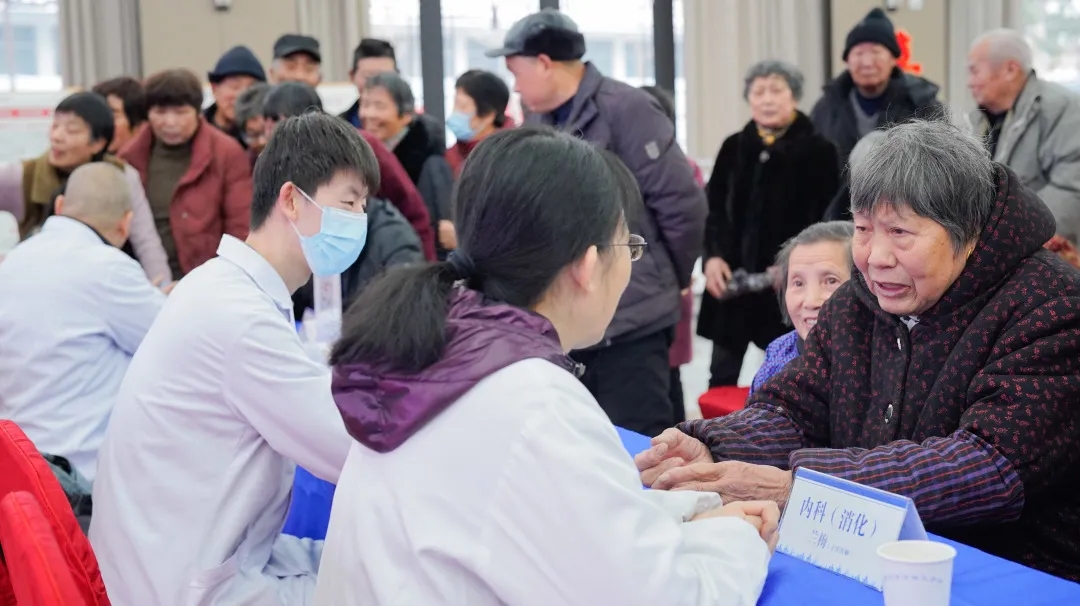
[[329, 262, 458, 371]]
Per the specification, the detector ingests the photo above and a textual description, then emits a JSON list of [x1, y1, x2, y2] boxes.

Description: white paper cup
[[877, 540, 957, 606]]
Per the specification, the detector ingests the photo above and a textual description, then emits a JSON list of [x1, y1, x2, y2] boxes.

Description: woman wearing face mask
[[445, 70, 513, 176], [749, 221, 853, 394], [314, 128, 778, 605]]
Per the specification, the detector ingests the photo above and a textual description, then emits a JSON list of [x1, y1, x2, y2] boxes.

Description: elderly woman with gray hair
[[640, 119, 1080, 581], [748, 221, 854, 394], [698, 60, 842, 388], [361, 71, 455, 257]]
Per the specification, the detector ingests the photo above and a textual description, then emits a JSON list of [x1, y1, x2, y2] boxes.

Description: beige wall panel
[[139, 0, 299, 77]]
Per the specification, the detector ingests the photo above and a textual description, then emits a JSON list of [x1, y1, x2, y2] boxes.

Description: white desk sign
[[776, 468, 927, 590]]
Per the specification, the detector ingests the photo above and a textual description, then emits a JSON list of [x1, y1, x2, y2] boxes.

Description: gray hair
[[774, 221, 855, 325], [974, 28, 1033, 73], [235, 82, 270, 129], [366, 71, 415, 115], [850, 120, 996, 253], [743, 60, 804, 102], [848, 130, 885, 168]]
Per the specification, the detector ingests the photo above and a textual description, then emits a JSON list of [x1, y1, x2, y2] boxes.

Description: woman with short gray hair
[[361, 71, 455, 258], [698, 59, 842, 388], [641, 119, 1080, 581], [748, 220, 854, 394]]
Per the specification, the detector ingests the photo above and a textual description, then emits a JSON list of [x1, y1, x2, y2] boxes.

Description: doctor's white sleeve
[[478, 380, 771, 606], [224, 313, 352, 483]]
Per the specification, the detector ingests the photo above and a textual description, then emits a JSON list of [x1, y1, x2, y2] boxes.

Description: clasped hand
[[634, 428, 794, 508]]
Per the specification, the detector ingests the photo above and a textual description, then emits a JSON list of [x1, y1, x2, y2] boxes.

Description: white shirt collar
[[215, 235, 292, 315], [41, 215, 107, 244], [900, 315, 920, 330]]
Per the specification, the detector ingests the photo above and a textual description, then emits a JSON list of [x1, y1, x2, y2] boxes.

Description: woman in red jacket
[[120, 69, 252, 279]]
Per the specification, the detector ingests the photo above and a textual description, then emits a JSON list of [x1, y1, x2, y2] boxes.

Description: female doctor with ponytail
[[315, 126, 779, 606]]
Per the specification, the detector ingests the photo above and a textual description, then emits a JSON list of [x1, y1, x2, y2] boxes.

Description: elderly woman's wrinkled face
[[360, 86, 410, 143], [786, 241, 851, 340], [853, 204, 972, 317], [747, 74, 797, 130]]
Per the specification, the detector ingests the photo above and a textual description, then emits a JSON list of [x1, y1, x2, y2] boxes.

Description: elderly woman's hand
[[654, 461, 794, 509], [635, 428, 713, 486]]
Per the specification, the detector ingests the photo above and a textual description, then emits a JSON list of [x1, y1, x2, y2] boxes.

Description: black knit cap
[[843, 7, 901, 60]]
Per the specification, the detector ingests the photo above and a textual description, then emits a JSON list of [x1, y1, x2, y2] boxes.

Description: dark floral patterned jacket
[[682, 165, 1080, 580]]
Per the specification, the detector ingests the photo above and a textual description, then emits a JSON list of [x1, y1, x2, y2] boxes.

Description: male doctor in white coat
[[90, 112, 379, 605]]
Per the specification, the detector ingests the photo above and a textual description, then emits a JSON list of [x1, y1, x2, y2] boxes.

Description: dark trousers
[[574, 327, 674, 438], [709, 343, 744, 388], [670, 367, 686, 425]]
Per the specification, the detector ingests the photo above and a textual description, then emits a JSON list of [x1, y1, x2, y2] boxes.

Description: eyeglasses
[[603, 234, 648, 262]]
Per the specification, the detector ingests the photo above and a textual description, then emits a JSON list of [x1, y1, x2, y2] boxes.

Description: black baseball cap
[[273, 34, 321, 62], [485, 9, 586, 61]]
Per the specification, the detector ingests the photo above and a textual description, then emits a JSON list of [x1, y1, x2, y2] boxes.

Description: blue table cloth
[[286, 427, 1080, 605]]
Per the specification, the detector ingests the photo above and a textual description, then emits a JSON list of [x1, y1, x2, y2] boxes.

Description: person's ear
[[53, 195, 65, 216], [567, 245, 601, 294], [116, 210, 134, 246], [90, 137, 108, 157], [537, 54, 554, 74], [279, 182, 302, 222]]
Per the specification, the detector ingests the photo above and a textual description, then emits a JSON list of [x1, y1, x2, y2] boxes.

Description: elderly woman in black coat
[[699, 60, 842, 387], [639, 119, 1080, 581]]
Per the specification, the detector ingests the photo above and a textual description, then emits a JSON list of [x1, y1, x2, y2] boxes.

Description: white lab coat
[[90, 236, 352, 606], [0, 216, 164, 482], [314, 358, 771, 606]]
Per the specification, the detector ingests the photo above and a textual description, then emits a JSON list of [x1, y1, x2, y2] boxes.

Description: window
[[583, 39, 615, 75], [625, 39, 654, 81], [674, 0, 686, 149], [1022, 0, 1080, 88], [368, 0, 424, 107], [442, 0, 534, 141], [0, 0, 60, 92]]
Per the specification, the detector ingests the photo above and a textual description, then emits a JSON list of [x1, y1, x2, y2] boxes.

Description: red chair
[[0, 492, 87, 606], [0, 421, 109, 605], [698, 386, 750, 419]]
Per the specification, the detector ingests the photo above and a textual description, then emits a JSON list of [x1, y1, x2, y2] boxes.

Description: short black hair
[[351, 38, 396, 73], [143, 69, 203, 111], [455, 70, 510, 128], [250, 112, 381, 230], [262, 81, 323, 121], [55, 92, 115, 157], [331, 127, 638, 372], [92, 76, 148, 128]]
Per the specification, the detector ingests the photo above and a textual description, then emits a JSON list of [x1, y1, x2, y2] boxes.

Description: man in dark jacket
[[811, 8, 943, 167], [340, 38, 397, 129], [293, 197, 423, 319], [205, 46, 267, 150], [489, 9, 707, 437]]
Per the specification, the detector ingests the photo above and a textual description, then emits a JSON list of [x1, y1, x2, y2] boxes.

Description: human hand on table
[[634, 428, 713, 487], [693, 500, 781, 552], [654, 460, 794, 510]]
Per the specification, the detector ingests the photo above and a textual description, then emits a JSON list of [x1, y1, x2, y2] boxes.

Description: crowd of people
[[0, 5, 1079, 605]]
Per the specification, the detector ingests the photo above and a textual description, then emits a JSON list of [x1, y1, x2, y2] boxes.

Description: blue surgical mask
[[446, 111, 479, 142], [291, 188, 368, 276]]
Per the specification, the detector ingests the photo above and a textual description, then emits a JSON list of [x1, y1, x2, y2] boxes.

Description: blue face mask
[[291, 188, 368, 276], [446, 111, 479, 142]]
